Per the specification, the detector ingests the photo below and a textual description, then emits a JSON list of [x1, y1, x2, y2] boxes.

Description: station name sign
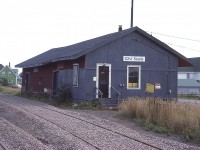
[[123, 56, 145, 62]]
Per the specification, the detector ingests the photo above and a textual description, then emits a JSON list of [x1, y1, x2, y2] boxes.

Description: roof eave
[[15, 56, 76, 68]]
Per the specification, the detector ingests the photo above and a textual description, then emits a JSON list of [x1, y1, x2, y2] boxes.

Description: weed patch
[[118, 97, 200, 143], [0, 86, 21, 95], [71, 101, 101, 110]]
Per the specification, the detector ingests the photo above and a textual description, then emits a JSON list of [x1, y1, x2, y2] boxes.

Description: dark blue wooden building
[[16, 27, 191, 101]]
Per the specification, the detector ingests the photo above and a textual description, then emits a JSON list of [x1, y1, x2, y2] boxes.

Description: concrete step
[[99, 98, 119, 109]]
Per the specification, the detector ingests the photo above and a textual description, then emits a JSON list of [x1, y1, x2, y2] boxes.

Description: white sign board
[[93, 77, 96, 81], [155, 83, 161, 89], [123, 56, 145, 62]]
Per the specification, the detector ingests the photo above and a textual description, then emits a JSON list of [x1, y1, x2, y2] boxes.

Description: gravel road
[[0, 95, 199, 150]]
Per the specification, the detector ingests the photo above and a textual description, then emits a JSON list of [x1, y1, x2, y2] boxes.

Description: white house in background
[[178, 57, 200, 95]]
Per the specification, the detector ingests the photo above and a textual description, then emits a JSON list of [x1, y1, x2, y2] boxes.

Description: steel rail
[[1, 100, 162, 150], [38, 105, 163, 150], [0, 142, 7, 150]]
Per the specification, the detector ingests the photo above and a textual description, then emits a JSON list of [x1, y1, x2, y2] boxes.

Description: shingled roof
[[15, 26, 192, 68]]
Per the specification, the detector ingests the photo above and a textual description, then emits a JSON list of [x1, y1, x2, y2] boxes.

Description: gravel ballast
[[0, 95, 200, 150]]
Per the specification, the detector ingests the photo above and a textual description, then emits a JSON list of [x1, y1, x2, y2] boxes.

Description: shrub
[[2, 78, 8, 86], [56, 84, 72, 104]]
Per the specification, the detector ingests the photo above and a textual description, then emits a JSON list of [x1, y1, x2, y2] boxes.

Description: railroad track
[[1, 99, 163, 150], [37, 105, 163, 149], [0, 142, 7, 150]]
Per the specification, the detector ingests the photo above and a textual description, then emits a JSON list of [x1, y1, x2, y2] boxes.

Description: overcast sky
[[1, 0, 200, 70]]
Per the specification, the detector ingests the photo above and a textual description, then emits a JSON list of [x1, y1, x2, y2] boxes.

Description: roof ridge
[[15, 27, 136, 68], [15, 26, 191, 68]]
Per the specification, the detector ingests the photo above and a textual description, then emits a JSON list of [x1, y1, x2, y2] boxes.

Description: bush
[[2, 78, 8, 86], [56, 84, 72, 104]]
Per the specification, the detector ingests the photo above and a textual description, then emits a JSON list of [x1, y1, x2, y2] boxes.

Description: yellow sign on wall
[[146, 83, 155, 93]]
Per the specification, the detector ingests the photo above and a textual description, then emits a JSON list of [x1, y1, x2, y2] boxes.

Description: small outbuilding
[[178, 57, 200, 95], [16, 27, 191, 102], [178, 79, 200, 95]]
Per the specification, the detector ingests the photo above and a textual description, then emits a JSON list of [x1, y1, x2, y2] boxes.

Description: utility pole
[[131, 0, 134, 28]]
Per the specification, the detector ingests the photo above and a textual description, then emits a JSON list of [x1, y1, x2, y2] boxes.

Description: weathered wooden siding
[[21, 56, 85, 95], [21, 31, 179, 100], [83, 32, 178, 99]]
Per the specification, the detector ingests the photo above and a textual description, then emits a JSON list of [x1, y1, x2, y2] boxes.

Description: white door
[[96, 63, 111, 98]]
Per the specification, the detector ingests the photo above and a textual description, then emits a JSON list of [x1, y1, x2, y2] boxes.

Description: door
[[25, 73, 30, 91], [96, 64, 111, 98], [53, 71, 59, 95]]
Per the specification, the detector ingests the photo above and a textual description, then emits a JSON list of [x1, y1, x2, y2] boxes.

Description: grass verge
[[19, 92, 102, 110], [118, 97, 200, 143], [0, 86, 21, 95]]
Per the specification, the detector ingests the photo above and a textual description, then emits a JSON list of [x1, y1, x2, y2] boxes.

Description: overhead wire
[[166, 43, 200, 52], [146, 31, 200, 43], [146, 31, 200, 53]]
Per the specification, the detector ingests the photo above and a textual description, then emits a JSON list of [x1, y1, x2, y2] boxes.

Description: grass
[[19, 92, 102, 110], [0, 85, 21, 95], [71, 101, 101, 110], [136, 119, 170, 134], [118, 97, 200, 143]]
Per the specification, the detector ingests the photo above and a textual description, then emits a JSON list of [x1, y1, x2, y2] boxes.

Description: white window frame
[[8, 72, 11, 76], [127, 65, 141, 89], [2, 72, 5, 76], [73, 64, 79, 87]]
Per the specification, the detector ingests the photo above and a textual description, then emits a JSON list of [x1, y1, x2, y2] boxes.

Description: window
[[8, 72, 11, 76], [178, 73, 187, 79], [8, 80, 13, 83], [127, 65, 141, 89], [2, 72, 5, 76], [73, 64, 79, 87]]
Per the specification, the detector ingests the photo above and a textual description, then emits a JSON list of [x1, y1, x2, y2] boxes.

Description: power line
[[166, 42, 200, 53], [146, 31, 200, 43], [145, 30, 200, 53]]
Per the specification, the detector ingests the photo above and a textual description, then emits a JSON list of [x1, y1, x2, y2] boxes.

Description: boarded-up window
[[127, 65, 141, 89], [73, 64, 79, 87]]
